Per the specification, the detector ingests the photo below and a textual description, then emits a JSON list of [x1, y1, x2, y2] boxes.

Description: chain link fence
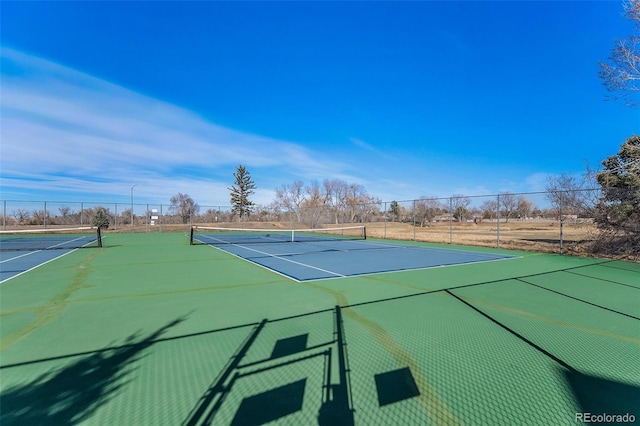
[[1, 188, 606, 255]]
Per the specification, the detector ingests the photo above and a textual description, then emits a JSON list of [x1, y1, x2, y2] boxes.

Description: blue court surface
[[0, 246, 91, 283], [0, 230, 100, 282], [195, 237, 517, 281]]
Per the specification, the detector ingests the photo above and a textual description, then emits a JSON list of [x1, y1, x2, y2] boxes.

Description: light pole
[[130, 184, 137, 227]]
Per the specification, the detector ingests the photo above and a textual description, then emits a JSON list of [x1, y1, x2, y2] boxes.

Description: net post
[[97, 226, 103, 248], [363, 225, 367, 240], [190, 226, 195, 245]]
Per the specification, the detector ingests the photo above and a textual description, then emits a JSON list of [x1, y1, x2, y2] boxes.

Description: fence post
[[449, 198, 453, 244], [496, 194, 500, 249], [383, 202, 387, 239], [115, 203, 118, 231], [2, 200, 6, 230], [413, 199, 416, 241], [44, 201, 47, 230], [559, 192, 564, 255]]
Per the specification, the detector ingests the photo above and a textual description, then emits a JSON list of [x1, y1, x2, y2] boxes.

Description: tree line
[[5, 135, 637, 256], [7, 1, 638, 253], [168, 135, 638, 256]]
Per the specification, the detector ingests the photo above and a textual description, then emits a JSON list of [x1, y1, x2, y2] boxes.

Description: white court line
[[304, 255, 521, 282], [1, 248, 83, 284], [195, 236, 304, 281], [197, 235, 345, 280], [195, 235, 518, 282], [0, 237, 101, 284], [331, 238, 517, 259], [0, 236, 89, 264]]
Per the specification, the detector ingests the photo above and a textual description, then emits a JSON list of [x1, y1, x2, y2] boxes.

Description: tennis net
[[190, 225, 366, 245], [0, 227, 103, 252]]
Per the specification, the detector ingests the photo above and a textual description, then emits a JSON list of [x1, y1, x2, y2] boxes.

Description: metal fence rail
[[1, 188, 604, 255]]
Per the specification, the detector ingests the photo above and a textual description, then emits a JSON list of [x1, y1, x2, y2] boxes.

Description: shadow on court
[[179, 279, 639, 425], [564, 369, 640, 418], [0, 317, 185, 426], [2, 271, 638, 425], [182, 306, 356, 426]]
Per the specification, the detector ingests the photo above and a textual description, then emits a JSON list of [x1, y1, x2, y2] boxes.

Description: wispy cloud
[[349, 138, 395, 161], [0, 47, 591, 208], [524, 172, 552, 193], [0, 47, 348, 205]]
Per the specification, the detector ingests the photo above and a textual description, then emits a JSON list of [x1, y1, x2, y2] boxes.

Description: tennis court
[[0, 231, 638, 425], [0, 227, 102, 282], [191, 226, 517, 281]]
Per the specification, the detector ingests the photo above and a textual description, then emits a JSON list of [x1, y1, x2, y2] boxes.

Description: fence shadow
[[183, 306, 355, 426], [0, 317, 185, 425], [563, 369, 640, 417]]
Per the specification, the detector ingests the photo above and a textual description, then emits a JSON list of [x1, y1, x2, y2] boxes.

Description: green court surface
[[1, 232, 638, 425]]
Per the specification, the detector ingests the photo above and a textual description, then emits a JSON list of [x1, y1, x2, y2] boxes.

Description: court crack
[[301, 281, 462, 425], [0, 250, 101, 353]]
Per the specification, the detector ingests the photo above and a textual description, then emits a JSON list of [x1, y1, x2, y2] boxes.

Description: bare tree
[[120, 208, 133, 225], [56, 206, 75, 225], [58, 206, 71, 217], [545, 174, 587, 219], [303, 181, 325, 228], [344, 183, 377, 223], [203, 208, 219, 223], [415, 197, 442, 227], [450, 195, 471, 222], [599, 0, 640, 106], [358, 196, 381, 223], [480, 199, 498, 220], [12, 209, 30, 225], [323, 179, 347, 224], [516, 196, 534, 219], [256, 202, 281, 222], [275, 181, 305, 222], [169, 193, 199, 224], [31, 209, 51, 226], [499, 192, 518, 223]]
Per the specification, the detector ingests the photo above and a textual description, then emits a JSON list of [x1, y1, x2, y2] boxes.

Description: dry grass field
[[365, 220, 600, 255], [143, 219, 600, 257], [107, 218, 638, 260], [0, 218, 607, 256]]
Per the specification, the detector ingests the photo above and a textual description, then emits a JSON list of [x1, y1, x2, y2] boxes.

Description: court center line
[[299, 255, 520, 282], [199, 236, 345, 278], [196, 234, 517, 282]]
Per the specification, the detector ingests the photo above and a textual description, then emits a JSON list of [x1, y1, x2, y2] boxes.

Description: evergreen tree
[[594, 136, 640, 249], [389, 201, 400, 222], [92, 207, 110, 229], [229, 165, 256, 220]]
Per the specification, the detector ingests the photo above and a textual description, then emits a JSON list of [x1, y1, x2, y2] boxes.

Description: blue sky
[[1, 1, 638, 207]]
